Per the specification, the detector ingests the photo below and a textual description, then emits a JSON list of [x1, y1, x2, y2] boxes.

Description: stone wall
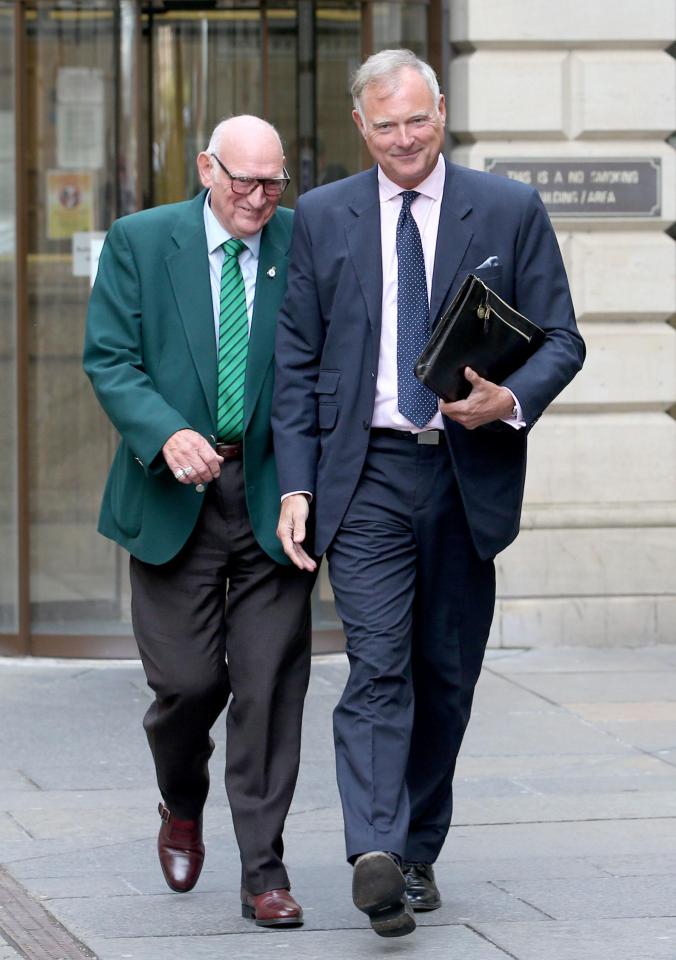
[[449, 0, 676, 645]]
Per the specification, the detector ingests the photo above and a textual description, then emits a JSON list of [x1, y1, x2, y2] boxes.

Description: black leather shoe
[[352, 851, 416, 938], [403, 861, 441, 911]]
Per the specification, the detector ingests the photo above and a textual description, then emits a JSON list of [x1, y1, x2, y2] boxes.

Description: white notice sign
[[89, 235, 106, 287], [56, 67, 105, 170], [72, 230, 106, 277]]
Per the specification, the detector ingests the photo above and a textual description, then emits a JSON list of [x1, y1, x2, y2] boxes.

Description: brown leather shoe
[[157, 802, 204, 893], [241, 888, 303, 927]]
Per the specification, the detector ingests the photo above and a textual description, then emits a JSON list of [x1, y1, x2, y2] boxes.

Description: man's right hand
[[277, 495, 317, 572], [162, 429, 223, 486]]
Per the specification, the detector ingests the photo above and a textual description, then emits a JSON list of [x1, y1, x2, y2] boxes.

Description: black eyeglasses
[[210, 153, 290, 198]]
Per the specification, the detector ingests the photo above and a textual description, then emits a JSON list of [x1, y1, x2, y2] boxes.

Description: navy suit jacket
[[273, 159, 585, 560]]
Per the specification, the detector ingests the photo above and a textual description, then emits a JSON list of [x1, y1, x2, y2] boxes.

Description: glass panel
[[316, 3, 362, 186], [144, 5, 297, 208], [0, 2, 17, 633], [372, 0, 429, 57], [26, 0, 130, 635], [266, 7, 298, 204]]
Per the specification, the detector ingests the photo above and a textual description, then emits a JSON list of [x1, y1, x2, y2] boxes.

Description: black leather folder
[[414, 274, 545, 402]]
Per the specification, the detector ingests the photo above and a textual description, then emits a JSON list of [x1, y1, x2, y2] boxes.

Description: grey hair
[[351, 49, 441, 122]]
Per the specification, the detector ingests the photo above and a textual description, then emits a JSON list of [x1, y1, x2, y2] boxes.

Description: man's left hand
[[440, 367, 514, 430]]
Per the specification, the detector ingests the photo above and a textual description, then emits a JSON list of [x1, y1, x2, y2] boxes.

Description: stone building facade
[[1, 0, 674, 655], [448, 1, 676, 645]]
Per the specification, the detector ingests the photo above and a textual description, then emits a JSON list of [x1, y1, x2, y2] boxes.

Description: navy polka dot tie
[[396, 190, 438, 428]]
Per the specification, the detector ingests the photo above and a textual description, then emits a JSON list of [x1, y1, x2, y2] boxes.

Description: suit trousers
[[327, 431, 496, 863], [130, 459, 314, 894]]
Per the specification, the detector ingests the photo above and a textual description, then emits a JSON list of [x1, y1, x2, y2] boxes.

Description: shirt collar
[[203, 191, 262, 258], [377, 153, 446, 203]]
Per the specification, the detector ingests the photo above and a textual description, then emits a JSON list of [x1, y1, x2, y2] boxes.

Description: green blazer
[[83, 190, 292, 566]]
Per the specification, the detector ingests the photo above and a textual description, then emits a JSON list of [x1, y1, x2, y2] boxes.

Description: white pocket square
[[474, 256, 500, 270]]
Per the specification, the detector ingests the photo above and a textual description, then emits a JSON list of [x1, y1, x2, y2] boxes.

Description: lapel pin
[[267, 266, 277, 278]]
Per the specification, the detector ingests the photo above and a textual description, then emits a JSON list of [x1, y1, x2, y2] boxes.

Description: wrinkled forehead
[[220, 144, 284, 177], [214, 128, 284, 174]]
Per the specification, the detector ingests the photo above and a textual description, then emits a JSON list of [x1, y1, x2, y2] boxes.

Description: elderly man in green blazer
[[84, 116, 315, 928]]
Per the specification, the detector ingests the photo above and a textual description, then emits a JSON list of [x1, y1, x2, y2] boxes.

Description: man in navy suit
[[273, 49, 585, 938]]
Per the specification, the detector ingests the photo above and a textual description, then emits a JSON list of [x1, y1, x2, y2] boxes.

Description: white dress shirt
[[373, 155, 523, 431], [373, 156, 446, 431], [203, 192, 261, 342]]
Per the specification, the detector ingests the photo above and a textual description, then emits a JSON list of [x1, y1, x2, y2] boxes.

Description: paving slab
[[456, 751, 671, 780], [0, 940, 22, 960], [87, 924, 509, 960], [437, 818, 676, 862], [483, 647, 676, 673], [568, 702, 676, 724], [5, 806, 156, 844], [44, 871, 546, 943], [0, 814, 32, 844], [27, 868, 246, 902], [1, 647, 675, 960], [475, 918, 676, 960], [7, 836, 242, 882], [593, 853, 676, 877], [651, 646, 676, 667], [510, 670, 676, 703], [0, 770, 40, 792], [419, 855, 603, 883], [452, 789, 676, 824], [498, 874, 676, 920], [461, 704, 634, 758], [2, 787, 159, 813], [468, 672, 553, 710]]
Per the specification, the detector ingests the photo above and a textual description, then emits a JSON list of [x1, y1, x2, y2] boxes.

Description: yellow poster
[[47, 170, 94, 239]]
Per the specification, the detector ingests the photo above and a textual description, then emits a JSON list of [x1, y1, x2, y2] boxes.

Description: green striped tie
[[216, 238, 248, 442]]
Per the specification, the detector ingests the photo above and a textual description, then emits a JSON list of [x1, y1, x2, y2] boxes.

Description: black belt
[[214, 441, 243, 460], [370, 428, 443, 445]]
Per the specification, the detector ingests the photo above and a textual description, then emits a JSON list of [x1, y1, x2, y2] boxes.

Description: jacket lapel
[[342, 163, 473, 346], [345, 168, 383, 362], [429, 159, 474, 327], [244, 211, 290, 429], [165, 191, 218, 424]]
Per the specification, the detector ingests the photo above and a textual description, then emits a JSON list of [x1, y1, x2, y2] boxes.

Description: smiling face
[[196, 117, 285, 238], [353, 66, 446, 190]]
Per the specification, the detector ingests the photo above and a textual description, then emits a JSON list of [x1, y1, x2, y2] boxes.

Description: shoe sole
[[352, 853, 416, 938], [241, 904, 303, 927]]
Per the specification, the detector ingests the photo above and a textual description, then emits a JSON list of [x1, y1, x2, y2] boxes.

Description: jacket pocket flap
[[314, 370, 340, 395]]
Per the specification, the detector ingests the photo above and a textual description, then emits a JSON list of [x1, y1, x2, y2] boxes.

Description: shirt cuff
[[281, 490, 313, 503], [501, 389, 526, 430]]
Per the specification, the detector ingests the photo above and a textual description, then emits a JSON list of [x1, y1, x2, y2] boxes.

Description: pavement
[[1, 644, 676, 960]]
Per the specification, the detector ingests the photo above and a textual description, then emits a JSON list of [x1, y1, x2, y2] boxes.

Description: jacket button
[[362, 420, 370, 430]]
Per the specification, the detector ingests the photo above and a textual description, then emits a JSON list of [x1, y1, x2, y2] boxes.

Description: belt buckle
[[417, 431, 440, 446]]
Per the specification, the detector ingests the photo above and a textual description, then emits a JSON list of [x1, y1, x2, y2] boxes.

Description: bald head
[[207, 115, 283, 158], [196, 115, 287, 238]]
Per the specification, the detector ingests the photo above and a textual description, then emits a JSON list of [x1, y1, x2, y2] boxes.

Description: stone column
[[448, 0, 676, 646]]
